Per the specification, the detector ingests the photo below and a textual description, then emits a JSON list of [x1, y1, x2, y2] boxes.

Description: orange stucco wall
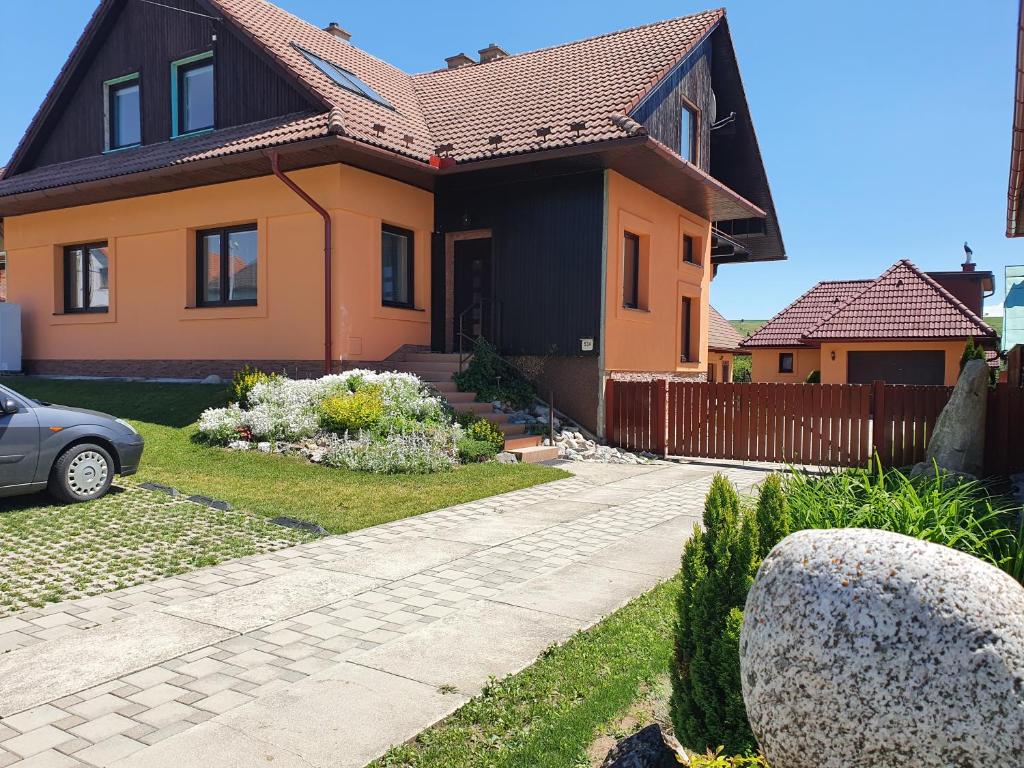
[[603, 171, 711, 375], [750, 347, 821, 383], [5, 164, 433, 365], [819, 341, 966, 385], [751, 341, 969, 385], [707, 351, 739, 382]]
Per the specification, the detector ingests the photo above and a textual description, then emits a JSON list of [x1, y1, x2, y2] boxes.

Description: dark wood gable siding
[[435, 171, 605, 357], [631, 38, 713, 173], [25, 0, 316, 170]]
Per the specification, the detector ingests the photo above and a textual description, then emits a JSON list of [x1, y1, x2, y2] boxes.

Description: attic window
[[294, 45, 394, 110]]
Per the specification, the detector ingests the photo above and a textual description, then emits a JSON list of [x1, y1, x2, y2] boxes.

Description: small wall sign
[[581, 338, 594, 352]]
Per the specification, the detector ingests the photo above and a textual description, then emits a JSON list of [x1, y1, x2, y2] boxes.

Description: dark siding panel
[[437, 171, 604, 357], [26, 0, 316, 170], [632, 39, 712, 172]]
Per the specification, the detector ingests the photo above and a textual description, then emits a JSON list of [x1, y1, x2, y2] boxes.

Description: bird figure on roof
[[964, 241, 974, 263]]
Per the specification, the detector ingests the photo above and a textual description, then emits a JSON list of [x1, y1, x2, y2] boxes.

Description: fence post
[[604, 378, 616, 446], [654, 379, 667, 457], [871, 379, 887, 466]]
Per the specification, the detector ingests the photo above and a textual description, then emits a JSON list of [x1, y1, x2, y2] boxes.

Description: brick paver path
[[0, 460, 774, 768]]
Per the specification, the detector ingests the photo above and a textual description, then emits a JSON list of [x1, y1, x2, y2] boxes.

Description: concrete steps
[[510, 444, 560, 463]]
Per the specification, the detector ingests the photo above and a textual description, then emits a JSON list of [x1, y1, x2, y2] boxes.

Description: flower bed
[[198, 370, 468, 474]]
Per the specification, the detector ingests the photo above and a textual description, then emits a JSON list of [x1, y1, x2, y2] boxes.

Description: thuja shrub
[[671, 475, 759, 755], [753, 473, 790, 562]]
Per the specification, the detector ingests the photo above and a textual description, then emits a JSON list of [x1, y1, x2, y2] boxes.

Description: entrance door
[[453, 237, 494, 345]]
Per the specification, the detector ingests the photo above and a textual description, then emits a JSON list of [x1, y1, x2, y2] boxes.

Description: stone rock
[[201, 374, 222, 385], [600, 724, 688, 768], [495, 452, 518, 464], [740, 528, 1024, 768], [256, 442, 272, 453], [910, 359, 988, 477]]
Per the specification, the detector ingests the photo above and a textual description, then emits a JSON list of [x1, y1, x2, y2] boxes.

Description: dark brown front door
[[454, 237, 494, 344]]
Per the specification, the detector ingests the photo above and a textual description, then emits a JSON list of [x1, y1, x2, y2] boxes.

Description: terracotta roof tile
[[742, 280, 870, 347], [411, 10, 722, 162], [805, 260, 996, 341], [708, 305, 745, 351]]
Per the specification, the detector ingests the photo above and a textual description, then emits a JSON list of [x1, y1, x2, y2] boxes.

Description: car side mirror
[[1, 399, 18, 415]]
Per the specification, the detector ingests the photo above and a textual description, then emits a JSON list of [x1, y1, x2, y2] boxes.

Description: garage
[[847, 350, 945, 385]]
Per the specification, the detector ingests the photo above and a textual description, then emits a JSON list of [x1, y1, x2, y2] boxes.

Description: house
[[706, 305, 746, 382], [742, 259, 997, 386], [0, 0, 783, 434]]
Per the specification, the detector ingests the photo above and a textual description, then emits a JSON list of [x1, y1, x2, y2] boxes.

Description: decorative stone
[[740, 528, 1024, 768], [495, 452, 518, 464], [201, 374, 222, 385], [911, 358, 988, 477], [600, 724, 687, 768]]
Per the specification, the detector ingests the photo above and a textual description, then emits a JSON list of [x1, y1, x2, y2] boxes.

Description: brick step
[[504, 435, 543, 451], [430, 380, 459, 393], [444, 391, 478, 404], [401, 352, 464, 364], [387, 362, 462, 375], [461, 402, 494, 416], [510, 444, 560, 463], [498, 422, 527, 436]]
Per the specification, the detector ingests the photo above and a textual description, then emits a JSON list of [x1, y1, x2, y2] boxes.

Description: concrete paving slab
[[0, 614, 234, 717], [564, 486, 654, 505], [584, 515, 700, 578], [511, 499, 609, 524], [355, 601, 580, 695], [490, 562, 661, 622], [159, 569, 378, 633], [110, 721, 315, 768], [426, 514, 557, 546], [213, 663, 464, 768], [604, 467, 714, 491], [311, 539, 482, 581], [554, 462, 661, 485]]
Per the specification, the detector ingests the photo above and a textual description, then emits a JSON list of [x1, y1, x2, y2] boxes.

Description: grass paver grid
[[0, 487, 311, 618]]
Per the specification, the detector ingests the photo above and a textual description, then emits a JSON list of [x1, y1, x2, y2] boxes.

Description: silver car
[[0, 383, 144, 503]]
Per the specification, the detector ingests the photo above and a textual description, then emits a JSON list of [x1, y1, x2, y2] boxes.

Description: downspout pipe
[[269, 151, 333, 375]]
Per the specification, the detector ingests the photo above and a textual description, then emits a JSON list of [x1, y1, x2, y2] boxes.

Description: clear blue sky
[[0, 0, 1019, 320]]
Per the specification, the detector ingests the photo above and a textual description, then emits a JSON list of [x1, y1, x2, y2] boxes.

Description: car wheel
[[48, 443, 114, 503]]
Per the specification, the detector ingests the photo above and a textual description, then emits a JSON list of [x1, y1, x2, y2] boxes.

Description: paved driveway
[[0, 460, 774, 768]]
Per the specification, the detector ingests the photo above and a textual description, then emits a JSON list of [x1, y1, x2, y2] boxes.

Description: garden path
[[0, 459, 776, 768]]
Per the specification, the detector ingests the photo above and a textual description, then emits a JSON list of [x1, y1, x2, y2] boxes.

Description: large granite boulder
[[911, 358, 988, 478], [740, 528, 1024, 768]]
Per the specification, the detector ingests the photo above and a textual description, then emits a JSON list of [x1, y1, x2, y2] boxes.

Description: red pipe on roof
[[269, 151, 333, 375]]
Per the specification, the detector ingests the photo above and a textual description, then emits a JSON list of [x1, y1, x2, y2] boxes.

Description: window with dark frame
[[175, 55, 214, 137], [107, 75, 141, 150], [63, 243, 109, 313], [723, 360, 731, 383], [196, 225, 257, 307], [683, 234, 695, 264], [623, 232, 640, 309], [381, 224, 414, 308], [779, 352, 794, 373], [680, 103, 697, 162], [680, 296, 692, 362]]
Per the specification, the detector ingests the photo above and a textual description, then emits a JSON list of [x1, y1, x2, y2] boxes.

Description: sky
[[0, 0, 1020, 321]]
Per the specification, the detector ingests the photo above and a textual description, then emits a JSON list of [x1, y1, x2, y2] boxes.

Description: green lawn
[[0, 378, 568, 535], [729, 319, 766, 338], [370, 578, 679, 768], [986, 316, 1003, 337]]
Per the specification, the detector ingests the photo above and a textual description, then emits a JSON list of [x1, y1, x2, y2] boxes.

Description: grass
[[369, 578, 680, 768], [986, 316, 1003, 337], [0, 486, 310, 616], [0, 377, 568, 535], [728, 320, 765, 338]]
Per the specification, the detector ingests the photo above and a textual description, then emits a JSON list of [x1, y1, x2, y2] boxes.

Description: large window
[[680, 296, 692, 362], [683, 234, 696, 264], [105, 74, 141, 150], [779, 352, 794, 374], [294, 46, 395, 110], [623, 232, 640, 309], [381, 225, 414, 308], [197, 225, 257, 307], [680, 103, 697, 162], [64, 243, 109, 313], [173, 53, 214, 137]]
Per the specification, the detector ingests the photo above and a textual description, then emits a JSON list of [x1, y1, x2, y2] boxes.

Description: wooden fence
[[604, 379, 1024, 475]]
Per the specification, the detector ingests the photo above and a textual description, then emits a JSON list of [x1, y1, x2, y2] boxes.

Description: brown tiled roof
[[805, 260, 996, 341], [708, 305, 746, 351], [743, 260, 997, 349], [742, 280, 871, 348], [410, 10, 723, 162]]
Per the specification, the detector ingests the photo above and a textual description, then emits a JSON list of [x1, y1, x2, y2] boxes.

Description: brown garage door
[[847, 350, 945, 385]]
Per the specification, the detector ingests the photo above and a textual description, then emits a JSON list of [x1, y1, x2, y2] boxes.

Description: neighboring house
[[0, 0, 783, 433], [706, 305, 746, 382], [742, 259, 997, 386]]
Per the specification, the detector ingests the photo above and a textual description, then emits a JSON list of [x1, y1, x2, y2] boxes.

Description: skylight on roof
[[294, 45, 394, 111]]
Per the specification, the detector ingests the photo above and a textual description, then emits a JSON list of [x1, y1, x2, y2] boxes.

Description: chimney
[[445, 53, 476, 69], [962, 260, 976, 273], [323, 22, 352, 42], [478, 43, 509, 64]]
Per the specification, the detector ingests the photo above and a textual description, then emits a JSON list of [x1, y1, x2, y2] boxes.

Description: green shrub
[[804, 369, 821, 384], [671, 475, 758, 755], [230, 365, 279, 407], [754, 474, 790, 562], [731, 356, 751, 383], [457, 437, 499, 463], [466, 418, 506, 453], [960, 338, 996, 384], [453, 338, 535, 409], [688, 749, 771, 767], [319, 386, 384, 434]]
